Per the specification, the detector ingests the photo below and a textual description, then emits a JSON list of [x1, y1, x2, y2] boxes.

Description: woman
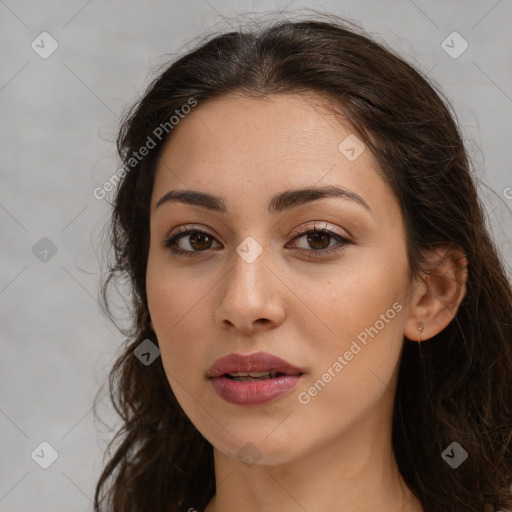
[[94, 13, 512, 512]]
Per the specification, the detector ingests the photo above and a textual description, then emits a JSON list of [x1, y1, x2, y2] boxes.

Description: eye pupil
[[190, 233, 212, 250], [308, 232, 330, 250]]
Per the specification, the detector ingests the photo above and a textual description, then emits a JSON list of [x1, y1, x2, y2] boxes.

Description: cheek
[[294, 300, 405, 441], [146, 273, 210, 417], [147, 251, 202, 334], [306, 257, 405, 344], [296, 256, 407, 399], [146, 257, 210, 378]]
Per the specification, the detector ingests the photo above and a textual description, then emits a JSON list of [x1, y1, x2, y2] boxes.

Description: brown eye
[[188, 232, 213, 251], [164, 229, 220, 256], [306, 231, 331, 250], [164, 225, 352, 258], [288, 223, 353, 258]]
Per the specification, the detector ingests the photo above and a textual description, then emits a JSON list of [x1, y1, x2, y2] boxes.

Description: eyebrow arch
[[155, 184, 371, 214]]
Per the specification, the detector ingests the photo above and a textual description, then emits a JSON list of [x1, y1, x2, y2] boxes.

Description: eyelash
[[163, 223, 353, 259]]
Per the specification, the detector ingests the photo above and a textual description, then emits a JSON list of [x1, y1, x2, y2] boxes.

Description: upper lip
[[207, 351, 305, 378]]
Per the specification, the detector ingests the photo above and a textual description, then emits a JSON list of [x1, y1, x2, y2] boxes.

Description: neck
[[203, 412, 423, 512]]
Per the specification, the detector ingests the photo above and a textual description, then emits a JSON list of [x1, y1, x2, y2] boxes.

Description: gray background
[[1, 1, 511, 510]]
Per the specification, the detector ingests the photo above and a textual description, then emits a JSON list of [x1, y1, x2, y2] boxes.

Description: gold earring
[[417, 321, 424, 342]]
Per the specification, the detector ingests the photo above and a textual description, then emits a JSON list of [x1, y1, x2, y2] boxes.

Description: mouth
[[207, 351, 305, 406], [222, 370, 302, 382], [207, 351, 305, 379]]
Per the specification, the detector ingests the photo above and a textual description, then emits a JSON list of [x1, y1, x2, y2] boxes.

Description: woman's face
[[146, 93, 417, 465]]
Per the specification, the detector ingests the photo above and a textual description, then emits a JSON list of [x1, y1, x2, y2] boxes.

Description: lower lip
[[210, 375, 303, 406]]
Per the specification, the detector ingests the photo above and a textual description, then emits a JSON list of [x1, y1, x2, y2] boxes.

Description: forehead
[[151, 93, 397, 222]]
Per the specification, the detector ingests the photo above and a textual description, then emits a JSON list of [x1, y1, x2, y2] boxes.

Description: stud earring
[[417, 321, 425, 342]]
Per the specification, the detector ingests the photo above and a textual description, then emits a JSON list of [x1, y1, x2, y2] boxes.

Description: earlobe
[[404, 244, 468, 342]]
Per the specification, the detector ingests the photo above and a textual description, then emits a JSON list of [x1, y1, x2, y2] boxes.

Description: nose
[[214, 246, 286, 335]]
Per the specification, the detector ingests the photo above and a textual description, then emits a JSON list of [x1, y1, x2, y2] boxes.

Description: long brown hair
[[93, 12, 512, 512]]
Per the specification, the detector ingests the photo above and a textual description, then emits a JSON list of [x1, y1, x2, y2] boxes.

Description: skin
[[146, 93, 467, 512]]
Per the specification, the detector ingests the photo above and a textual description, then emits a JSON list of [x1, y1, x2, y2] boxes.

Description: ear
[[404, 244, 468, 342]]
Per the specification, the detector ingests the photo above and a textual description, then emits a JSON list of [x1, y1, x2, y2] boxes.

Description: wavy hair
[[93, 12, 512, 512]]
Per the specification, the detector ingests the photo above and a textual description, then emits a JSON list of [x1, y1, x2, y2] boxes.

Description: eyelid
[[290, 221, 348, 240], [166, 221, 348, 241], [171, 224, 214, 237], [164, 222, 353, 257]]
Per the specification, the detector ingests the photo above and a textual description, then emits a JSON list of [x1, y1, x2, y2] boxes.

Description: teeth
[[228, 371, 274, 378], [226, 371, 284, 380]]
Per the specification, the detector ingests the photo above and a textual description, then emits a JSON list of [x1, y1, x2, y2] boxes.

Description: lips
[[207, 351, 305, 406], [207, 351, 304, 379]]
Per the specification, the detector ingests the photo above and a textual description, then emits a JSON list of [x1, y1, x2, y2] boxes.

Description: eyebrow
[[155, 184, 371, 214]]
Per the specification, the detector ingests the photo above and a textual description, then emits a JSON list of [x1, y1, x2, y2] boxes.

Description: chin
[[222, 441, 300, 467], [202, 425, 305, 467]]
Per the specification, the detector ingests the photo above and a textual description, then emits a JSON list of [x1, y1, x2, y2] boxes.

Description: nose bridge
[[228, 234, 269, 297], [215, 234, 284, 332]]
